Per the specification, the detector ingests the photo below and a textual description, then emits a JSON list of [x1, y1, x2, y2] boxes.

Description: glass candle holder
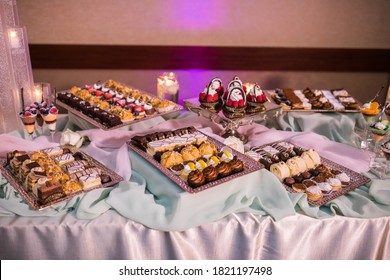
[[157, 72, 179, 103]]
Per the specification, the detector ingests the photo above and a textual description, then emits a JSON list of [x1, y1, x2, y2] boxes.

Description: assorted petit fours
[[131, 126, 246, 189], [271, 87, 362, 111], [246, 142, 351, 201], [6, 146, 114, 205], [57, 79, 177, 128]]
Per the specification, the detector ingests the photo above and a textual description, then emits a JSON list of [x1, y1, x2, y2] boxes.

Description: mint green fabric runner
[[1, 112, 390, 231], [276, 111, 365, 146]]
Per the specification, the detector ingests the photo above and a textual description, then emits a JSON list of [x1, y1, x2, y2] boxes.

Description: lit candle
[[157, 72, 179, 102], [34, 84, 43, 102], [8, 29, 21, 49]]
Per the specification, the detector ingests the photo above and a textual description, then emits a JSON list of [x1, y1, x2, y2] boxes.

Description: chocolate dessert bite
[[260, 157, 273, 170], [301, 171, 312, 179], [284, 177, 295, 186], [308, 168, 320, 177], [100, 174, 112, 184], [293, 174, 303, 183], [278, 152, 290, 161], [187, 170, 206, 188]]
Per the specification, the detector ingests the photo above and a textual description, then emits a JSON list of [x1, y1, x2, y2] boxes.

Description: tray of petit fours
[[269, 88, 362, 113], [0, 145, 123, 210], [245, 142, 371, 206], [127, 126, 264, 193], [56, 79, 183, 130]]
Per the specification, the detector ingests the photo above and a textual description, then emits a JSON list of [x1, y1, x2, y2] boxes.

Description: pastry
[[229, 156, 244, 173], [52, 153, 75, 166], [181, 145, 201, 162], [303, 179, 316, 188], [284, 177, 295, 187], [187, 170, 206, 188], [335, 172, 350, 186], [208, 155, 221, 167], [198, 141, 218, 158], [293, 174, 303, 183], [170, 164, 184, 175], [260, 157, 273, 170], [327, 178, 342, 190], [306, 186, 323, 201], [216, 162, 232, 178], [301, 171, 312, 179], [195, 159, 208, 170], [37, 181, 65, 204], [315, 164, 329, 173], [219, 147, 234, 162], [79, 173, 102, 190], [270, 162, 290, 180], [286, 158, 300, 176], [180, 162, 197, 181], [292, 183, 306, 193], [41, 146, 63, 157], [203, 166, 218, 182], [317, 182, 333, 195], [160, 151, 183, 168]]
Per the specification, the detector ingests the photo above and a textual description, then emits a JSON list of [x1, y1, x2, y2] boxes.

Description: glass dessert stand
[[184, 100, 282, 143]]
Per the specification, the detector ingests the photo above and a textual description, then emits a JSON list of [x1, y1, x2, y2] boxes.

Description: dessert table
[[1, 112, 390, 260]]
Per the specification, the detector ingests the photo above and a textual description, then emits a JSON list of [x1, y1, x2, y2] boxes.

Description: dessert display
[[56, 79, 182, 130], [245, 141, 370, 206], [197, 76, 269, 119], [270, 88, 361, 112], [128, 126, 263, 193], [360, 101, 381, 123], [0, 145, 123, 210]]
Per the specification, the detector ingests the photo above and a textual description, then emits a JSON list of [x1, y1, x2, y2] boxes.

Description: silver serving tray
[[267, 90, 362, 113], [127, 129, 264, 193], [56, 86, 183, 131], [249, 142, 371, 206], [0, 145, 123, 210]]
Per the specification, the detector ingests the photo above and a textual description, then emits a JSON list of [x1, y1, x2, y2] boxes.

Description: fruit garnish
[[370, 102, 380, 110], [49, 107, 58, 114], [24, 111, 32, 117]]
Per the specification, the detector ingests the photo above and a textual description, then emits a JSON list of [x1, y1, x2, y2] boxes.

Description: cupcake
[[170, 163, 184, 175], [180, 162, 197, 181]]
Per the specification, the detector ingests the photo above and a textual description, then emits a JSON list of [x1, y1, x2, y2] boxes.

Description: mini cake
[[223, 85, 247, 119], [37, 181, 65, 204], [219, 147, 234, 162], [79, 173, 102, 190], [170, 164, 184, 176], [306, 185, 323, 201], [286, 158, 300, 176], [284, 177, 295, 187], [270, 162, 290, 180], [245, 83, 267, 114], [317, 182, 333, 195], [335, 172, 351, 186], [208, 155, 221, 167], [303, 179, 317, 188], [199, 78, 223, 113], [327, 177, 342, 190], [52, 153, 75, 166], [180, 162, 197, 181], [42, 146, 63, 157]]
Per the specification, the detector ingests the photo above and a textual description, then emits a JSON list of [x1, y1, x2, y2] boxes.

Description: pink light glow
[[171, 1, 225, 31]]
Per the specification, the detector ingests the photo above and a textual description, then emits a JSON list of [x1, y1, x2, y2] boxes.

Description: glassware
[[379, 136, 390, 178], [157, 72, 179, 103]]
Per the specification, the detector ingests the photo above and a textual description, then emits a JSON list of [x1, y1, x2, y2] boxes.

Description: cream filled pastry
[[270, 162, 290, 180]]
